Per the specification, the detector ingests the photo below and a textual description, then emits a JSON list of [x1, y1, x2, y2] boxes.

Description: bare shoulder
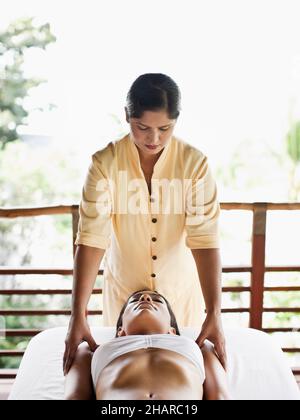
[[201, 340, 215, 354], [73, 343, 94, 364]]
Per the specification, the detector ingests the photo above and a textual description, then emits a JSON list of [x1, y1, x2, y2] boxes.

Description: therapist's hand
[[63, 314, 98, 376], [195, 313, 227, 371]]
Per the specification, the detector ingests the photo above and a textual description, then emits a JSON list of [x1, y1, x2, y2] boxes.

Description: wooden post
[[250, 203, 267, 330], [71, 205, 79, 259]]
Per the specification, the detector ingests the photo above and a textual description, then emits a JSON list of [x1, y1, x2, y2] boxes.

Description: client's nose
[[139, 293, 153, 303]]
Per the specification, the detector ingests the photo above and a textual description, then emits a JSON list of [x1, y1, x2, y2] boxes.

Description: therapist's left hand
[[195, 313, 227, 371]]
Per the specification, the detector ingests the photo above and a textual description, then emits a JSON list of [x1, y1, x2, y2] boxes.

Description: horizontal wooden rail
[[221, 308, 249, 313], [220, 203, 300, 211], [0, 287, 250, 295], [0, 268, 103, 275], [0, 370, 18, 379], [0, 329, 43, 337], [0, 287, 298, 296], [0, 307, 298, 316], [0, 266, 299, 277], [0, 289, 102, 295], [265, 266, 300, 272], [264, 287, 300, 292], [1, 286, 298, 296], [3, 202, 300, 216], [0, 309, 102, 316], [263, 328, 300, 333], [223, 287, 251, 292], [282, 348, 300, 353], [0, 350, 24, 357], [0, 205, 75, 218], [263, 308, 300, 313], [222, 266, 252, 273]]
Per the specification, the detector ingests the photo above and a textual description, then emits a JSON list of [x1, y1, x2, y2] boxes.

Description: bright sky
[[1, 0, 300, 178]]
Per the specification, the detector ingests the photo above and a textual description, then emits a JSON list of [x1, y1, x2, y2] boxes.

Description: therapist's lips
[[145, 145, 159, 150]]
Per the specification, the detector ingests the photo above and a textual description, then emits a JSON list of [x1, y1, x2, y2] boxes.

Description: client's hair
[[115, 290, 181, 337]]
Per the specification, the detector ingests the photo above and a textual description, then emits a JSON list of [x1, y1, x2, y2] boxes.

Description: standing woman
[[63, 73, 226, 374]]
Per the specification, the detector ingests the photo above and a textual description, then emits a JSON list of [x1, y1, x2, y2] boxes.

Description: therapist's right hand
[[63, 314, 98, 375]]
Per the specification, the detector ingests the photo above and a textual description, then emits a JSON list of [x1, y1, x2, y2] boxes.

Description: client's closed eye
[[130, 297, 164, 303]]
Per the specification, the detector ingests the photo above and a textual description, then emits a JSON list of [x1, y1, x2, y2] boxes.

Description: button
[[151, 273, 156, 278], [152, 218, 157, 223], [152, 255, 157, 260], [152, 237, 157, 242]]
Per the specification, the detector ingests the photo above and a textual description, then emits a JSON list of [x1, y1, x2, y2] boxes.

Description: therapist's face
[[125, 108, 177, 158], [117, 290, 177, 336]]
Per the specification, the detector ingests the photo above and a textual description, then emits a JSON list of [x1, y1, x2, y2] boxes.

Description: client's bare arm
[[64, 343, 95, 400], [202, 342, 232, 400]]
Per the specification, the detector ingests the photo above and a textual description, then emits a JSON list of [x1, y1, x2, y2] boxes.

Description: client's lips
[[135, 302, 156, 311]]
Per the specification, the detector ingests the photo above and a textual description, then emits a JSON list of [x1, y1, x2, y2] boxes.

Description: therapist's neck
[[138, 148, 164, 167]]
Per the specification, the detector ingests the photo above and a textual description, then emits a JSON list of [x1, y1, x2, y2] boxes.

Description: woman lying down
[[64, 290, 231, 400]]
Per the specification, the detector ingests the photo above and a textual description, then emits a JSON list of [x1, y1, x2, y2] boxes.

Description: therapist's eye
[[138, 126, 169, 132]]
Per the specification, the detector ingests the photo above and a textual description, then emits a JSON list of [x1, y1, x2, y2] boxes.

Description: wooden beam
[[263, 308, 300, 313], [0, 351, 24, 357], [0, 205, 76, 218], [263, 328, 300, 333], [220, 203, 300, 211], [264, 286, 300, 292], [0, 266, 299, 276], [0, 309, 102, 316], [0, 268, 103, 275], [265, 266, 300, 272], [222, 287, 251, 292], [0, 370, 18, 379], [0, 289, 102, 295], [250, 203, 267, 329], [0, 329, 42, 337]]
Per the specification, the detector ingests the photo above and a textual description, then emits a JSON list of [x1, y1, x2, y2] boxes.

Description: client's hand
[[63, 314, 98, 376], [195, 313, 227, 371]]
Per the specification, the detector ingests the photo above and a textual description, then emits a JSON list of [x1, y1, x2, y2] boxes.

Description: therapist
[[63, 73, 226, 374]]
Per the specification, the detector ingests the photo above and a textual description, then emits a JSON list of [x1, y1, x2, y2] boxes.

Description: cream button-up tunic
[[75, 133, 220, 328]]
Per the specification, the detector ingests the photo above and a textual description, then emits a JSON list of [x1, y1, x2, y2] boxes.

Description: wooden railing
[[0, 203, 300, 380]]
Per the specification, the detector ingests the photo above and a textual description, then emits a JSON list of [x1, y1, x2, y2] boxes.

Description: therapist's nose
[[147, 131, 160, 144]]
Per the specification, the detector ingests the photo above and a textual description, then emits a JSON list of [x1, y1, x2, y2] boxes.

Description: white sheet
[[8, 327, 300, 400]]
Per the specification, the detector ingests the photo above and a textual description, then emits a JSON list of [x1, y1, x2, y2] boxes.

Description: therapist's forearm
[[191, 248, 222, 315], [72, 244, 105, 317]]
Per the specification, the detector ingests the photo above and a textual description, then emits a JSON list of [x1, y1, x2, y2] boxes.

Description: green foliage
[[0, 17, 56, 148], [0, 139, 80, 368], [286, 121, 300, 164]]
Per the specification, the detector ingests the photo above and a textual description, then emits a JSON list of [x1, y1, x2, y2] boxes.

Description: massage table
[[8, 327, 300, 400]]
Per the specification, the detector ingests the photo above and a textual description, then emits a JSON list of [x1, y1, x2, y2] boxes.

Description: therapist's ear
[[168, 327, 177, 335]]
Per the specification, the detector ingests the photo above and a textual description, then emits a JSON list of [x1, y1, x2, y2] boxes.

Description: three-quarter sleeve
[[185, 156, 220, 249], [75, 152, 112, 250]]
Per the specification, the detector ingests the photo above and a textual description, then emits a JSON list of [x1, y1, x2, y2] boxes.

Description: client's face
[[117, 291, 176, 336]]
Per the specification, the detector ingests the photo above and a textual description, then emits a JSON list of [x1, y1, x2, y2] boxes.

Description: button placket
[[150, 186, 158, 286]]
